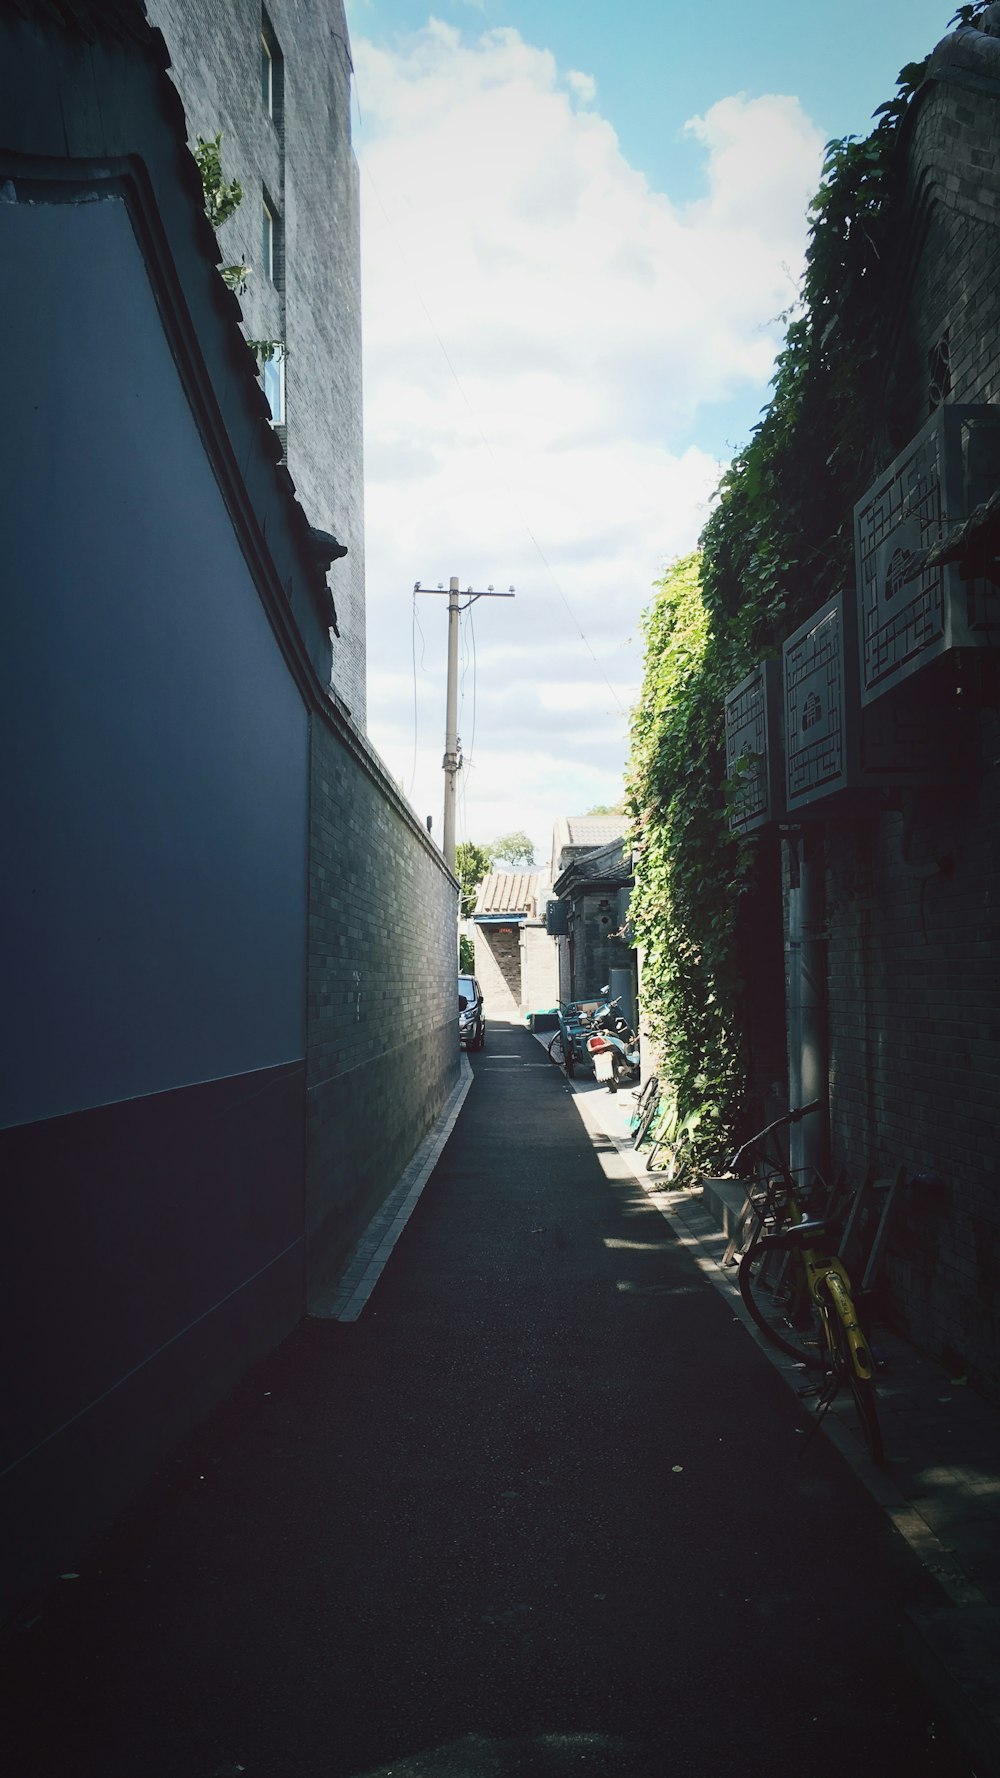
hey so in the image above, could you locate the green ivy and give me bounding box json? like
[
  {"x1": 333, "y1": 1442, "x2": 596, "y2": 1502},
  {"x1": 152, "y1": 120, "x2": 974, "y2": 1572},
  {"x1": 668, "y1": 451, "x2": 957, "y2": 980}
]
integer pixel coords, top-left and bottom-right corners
[
  {"x1": 626, "y1": 553, "x2": 754, "y2": 1166},
  {"x1": 193, "y1": 132, "x2": 281, "y2": 359},
  {"x1": 625, "y1": 20, "x2": 969, "y2": 1166},
  {"x1": 193, "y1": 132, "x2": 243, "y2": 230}
]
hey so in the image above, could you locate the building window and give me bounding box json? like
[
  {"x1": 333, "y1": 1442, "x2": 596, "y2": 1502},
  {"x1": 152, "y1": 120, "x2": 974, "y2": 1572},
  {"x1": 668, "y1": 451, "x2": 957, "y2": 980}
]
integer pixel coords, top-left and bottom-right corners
[
  {"x1": 260, "y1": 34, "x2": 272, "y2": 110},
  {"x1": 262, "y1": 346, "x2": 285, "y2": 424},
  {"x1": 262, "y1": 196, "x2": 274, "y2": 280},
  {"x1": 928, "y1": 331, "x2": 951, "y2": 412},
  {"x1": 261, "y1": 10, "x2": 284, "y2": 127}
]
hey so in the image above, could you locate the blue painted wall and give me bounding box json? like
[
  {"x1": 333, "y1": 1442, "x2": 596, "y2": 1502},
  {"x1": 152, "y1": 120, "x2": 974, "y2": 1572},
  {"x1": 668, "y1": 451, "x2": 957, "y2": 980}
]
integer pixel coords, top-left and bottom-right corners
[
  {"x1": 2, "y1": 197, "x2": 308, "y2": 1130},
  {"x1": 0, "y1": 192, "x2": 309, "y2": 1618}
]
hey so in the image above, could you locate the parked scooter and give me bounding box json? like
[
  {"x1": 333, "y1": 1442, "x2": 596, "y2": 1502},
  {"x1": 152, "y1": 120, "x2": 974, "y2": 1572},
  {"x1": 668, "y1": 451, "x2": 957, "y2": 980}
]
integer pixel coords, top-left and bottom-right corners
[{"x1": 585, "y1": 987, "x2": 640, "y2": 1092}]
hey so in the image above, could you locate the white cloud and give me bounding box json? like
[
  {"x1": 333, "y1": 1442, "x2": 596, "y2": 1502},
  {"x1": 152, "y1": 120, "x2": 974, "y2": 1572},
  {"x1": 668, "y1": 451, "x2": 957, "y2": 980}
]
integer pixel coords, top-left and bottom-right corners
[
  {"x1": 351, "y1": 22, "x2": 824, "y2": 861},
  {"x1": 567, "y1": 68, "x2": 597, "y2": 105}
]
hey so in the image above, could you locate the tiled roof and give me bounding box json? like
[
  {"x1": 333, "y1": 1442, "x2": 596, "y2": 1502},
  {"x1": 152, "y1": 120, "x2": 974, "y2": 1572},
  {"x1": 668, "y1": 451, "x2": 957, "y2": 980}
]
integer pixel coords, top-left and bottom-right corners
[
  {"x1": 550, "y1": 815, "x2": 627, "y2": 878},
  {"x1": 474, "y1": 870, "x2": 540, "y2": 916},
  {"x1": 559, "y1": 816, "x2": 626, "y2": 848}
]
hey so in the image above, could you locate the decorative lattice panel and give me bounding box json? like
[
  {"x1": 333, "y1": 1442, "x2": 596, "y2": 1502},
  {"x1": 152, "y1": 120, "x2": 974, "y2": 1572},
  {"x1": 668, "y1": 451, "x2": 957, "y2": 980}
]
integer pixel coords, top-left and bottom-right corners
[
  {"x1": 784, "y1": 599, "x2": 847, "y2": 809},
  {"x1": 854, "y1": 406, "x2": 1000, "y2": 705},
  {"x1": 724, "y1": 660, "x2": 783, "y2": 832},
  {"x1": 783, "y1": 593, "x2": 968, "y2": 811}
]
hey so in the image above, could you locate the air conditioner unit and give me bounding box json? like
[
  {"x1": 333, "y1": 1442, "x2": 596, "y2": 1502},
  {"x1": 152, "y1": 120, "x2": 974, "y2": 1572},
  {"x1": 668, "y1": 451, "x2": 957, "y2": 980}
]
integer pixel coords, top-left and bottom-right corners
[
  {"x1": 545, "y1": 898, "x2": 568, "y2": 936},
  {"x1": 854, "y1": 405, "x2": 1000, "y2": 705},
  {"x1": 724, "y1": 659, "x2": 784, "y2": 832},
  {"x1": 783, "y1": 592, "x2": 964, "y2": 813}
]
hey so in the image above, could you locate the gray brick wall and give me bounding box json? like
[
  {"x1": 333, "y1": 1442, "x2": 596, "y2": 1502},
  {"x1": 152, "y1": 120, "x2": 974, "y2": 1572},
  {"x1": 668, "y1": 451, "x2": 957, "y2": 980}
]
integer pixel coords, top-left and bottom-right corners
[
  {"x1": 568, "y1": 891, "x2": 631, "y2": 1001},
  {"x1": 824, "y1": 773, "x2": 1000, "y2": 1395},
  {"x1": 306, "y1": 713, "x2": 460, "y2": 1300},
  {"x1": 146, "y1": 0, "x2": 367, "y2": 724},
  {"x1": 520, "y1": 921, "x2": 560, "y2": 1015},
  {"x1": 821, "y1": 69, "x2": 1000, "y2": 1396}
]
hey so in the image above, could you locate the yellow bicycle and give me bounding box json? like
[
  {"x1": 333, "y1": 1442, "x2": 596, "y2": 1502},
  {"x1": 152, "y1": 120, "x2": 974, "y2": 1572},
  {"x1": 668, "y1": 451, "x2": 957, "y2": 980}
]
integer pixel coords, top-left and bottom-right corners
[{"x1": 730, "y1": 1102, "x2": 884, "y2": 1466}]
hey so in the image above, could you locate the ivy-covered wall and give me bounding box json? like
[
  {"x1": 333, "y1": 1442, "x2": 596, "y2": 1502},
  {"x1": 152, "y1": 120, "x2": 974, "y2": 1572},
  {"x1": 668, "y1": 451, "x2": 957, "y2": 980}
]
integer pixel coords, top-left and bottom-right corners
[
  {"x1": 821, "y1": 43, "x2": 1000, "y2": 1396},
  {"x1": 627, "y1": 6, "x2": 1000, "y2": 1393}
]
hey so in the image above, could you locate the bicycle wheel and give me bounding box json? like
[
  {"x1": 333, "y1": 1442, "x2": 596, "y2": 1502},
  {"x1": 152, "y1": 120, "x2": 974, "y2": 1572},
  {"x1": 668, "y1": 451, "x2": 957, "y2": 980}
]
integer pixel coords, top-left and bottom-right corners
[
  {"x1": 827, "y1": 1291, "x2": 884, "y2": 1465},
  {"x1": 645, "y1": 1135, "x2": 667, "y2": 1172},
  {"x1": 738, "y1": 1225, "x2": 825, "y2": 1370},
  {"x1": 548, "y1": 1032, "x2": 565, "y2": 1066},
  {"x1": 632, "y1": 1086, "x2": 660, "y2": 1149}
]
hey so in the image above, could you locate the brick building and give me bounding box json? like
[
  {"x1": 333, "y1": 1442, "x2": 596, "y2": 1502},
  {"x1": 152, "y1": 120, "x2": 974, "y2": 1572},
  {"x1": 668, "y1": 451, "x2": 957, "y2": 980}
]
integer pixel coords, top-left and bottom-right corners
[
  {"x1": 550, "y1": 835, "x2": 636, "y2": 1027},
  {"x1": 471, "y1": 871, "x2": 559, "y2": 1021},
  {"x1": 145, "y1": 0, "x2": 367, "y2": 722},
  {"x1": 544, "y1": 818, "x2": 634, "y2": 1011}
]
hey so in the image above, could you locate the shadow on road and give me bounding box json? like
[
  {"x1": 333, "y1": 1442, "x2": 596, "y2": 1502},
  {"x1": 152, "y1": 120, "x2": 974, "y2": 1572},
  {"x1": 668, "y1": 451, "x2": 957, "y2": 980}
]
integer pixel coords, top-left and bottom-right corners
[{"x1": 1, "y1": 1022, "x2": 970, "y2": 1776}]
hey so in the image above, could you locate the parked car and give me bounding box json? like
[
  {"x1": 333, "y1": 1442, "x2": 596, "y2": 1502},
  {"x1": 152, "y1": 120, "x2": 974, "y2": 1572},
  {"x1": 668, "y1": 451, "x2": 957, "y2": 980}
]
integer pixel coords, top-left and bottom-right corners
[{"x1": 458, "y1": 974, "x2": 486, "y2": 1050}]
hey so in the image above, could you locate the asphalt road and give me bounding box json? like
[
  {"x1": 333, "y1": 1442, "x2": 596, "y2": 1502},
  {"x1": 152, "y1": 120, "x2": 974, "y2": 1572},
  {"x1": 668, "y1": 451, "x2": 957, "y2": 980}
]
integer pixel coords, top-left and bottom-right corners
[{"x1": 2, "y1": 1021, "x2": 972, "y2": 1777}]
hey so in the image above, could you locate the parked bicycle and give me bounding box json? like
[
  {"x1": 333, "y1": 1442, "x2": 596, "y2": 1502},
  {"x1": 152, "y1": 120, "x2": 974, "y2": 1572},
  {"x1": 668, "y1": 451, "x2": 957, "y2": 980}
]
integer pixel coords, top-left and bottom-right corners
[
  {"x1": 629, "y1": 1078, "x2": 702, "y2": 1185},
  {"x1": 729, "y1": 1101, "x2": 884, "y2": 1466},
  {"x1": 547, "y1": 999, "x2": 598, "y2": 1077},
  {"x1": 630, "y1": 1075, "x2": 660, "y2": 1147}
]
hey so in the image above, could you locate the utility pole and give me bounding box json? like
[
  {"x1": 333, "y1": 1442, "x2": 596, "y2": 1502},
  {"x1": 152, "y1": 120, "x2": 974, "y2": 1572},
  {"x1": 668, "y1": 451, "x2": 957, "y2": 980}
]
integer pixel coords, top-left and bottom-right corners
[{"x1": 414, "y1": 577, "x2": 514, "y2": 873}]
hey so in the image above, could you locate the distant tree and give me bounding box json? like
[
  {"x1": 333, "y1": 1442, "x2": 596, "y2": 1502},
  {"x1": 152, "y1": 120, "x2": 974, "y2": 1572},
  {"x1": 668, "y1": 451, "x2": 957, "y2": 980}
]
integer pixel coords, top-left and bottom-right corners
[
  {"x1": 455, "y1": 840, "x2": 494, "y2": 917},
  {"x1": 459, "y1": 932, "x2": 475, "y2": 972},
  {"x1": 585, "y1": 802, "x2": 624, "y2": 816},
  {"x1": 489, "y1": 830, "x2": 536, "y2": 867}
]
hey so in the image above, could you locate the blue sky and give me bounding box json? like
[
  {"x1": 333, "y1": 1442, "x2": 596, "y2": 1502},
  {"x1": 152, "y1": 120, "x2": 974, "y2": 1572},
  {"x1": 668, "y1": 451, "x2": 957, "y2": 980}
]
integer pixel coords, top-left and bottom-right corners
[
  {"x1": 349, "y1": 0, "x2": 955, "y2": 197},
  {"x1": 344, "y1": 0, "x2": 965, "y2": 859}
]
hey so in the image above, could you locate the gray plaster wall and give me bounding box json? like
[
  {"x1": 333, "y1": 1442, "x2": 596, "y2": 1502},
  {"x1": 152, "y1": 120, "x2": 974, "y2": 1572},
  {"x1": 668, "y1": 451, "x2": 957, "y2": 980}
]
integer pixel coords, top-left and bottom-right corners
[
  {"x1": 0, "y1": 188, "x2": 310, "y2": 1619},
  {"x1": 1, "y1": 194, "x2": 308, "y2": 1128},
  {"x1": 0, "y1": 10, "x2": 457, "y2": 1618},
  {"x1": 146, "y1": 0, "x2": 367, "y2": 724}
]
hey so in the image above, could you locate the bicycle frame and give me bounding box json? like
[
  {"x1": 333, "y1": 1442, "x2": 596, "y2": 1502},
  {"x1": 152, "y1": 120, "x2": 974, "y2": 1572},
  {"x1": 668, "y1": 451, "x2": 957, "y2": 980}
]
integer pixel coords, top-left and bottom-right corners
[
  {"x1": 734, "y1": 1105, "x2": 884, "y2": 1461},
  {"x1": 793, "y1": 1235, "x2": 876, "y2": 1385}
]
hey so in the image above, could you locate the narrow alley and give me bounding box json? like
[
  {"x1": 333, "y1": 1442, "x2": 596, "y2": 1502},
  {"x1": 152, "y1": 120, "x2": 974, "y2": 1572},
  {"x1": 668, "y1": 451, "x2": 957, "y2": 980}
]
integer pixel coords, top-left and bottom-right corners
[{"x1": 3, "y1": 1024, "x2": 971, "y2": 1777}]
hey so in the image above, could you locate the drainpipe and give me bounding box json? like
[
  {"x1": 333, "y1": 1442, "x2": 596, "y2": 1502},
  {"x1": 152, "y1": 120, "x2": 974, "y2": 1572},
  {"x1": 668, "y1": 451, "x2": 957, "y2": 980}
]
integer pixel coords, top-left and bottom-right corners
[{"x1": 786, "y1": 828, "x2": 829, "y2": 1185}]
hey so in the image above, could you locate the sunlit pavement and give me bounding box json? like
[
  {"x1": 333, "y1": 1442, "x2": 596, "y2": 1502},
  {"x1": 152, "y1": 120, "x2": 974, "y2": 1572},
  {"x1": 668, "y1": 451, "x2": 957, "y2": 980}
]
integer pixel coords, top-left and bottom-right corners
[{"x1": 1, "y1": 1020, "x2": 982, "y2": 1777}]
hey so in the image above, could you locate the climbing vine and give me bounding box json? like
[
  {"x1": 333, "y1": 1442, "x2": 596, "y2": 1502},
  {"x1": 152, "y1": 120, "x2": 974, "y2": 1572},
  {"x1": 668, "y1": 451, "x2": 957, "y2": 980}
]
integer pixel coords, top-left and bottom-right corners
[
  {"x1": 626, "y1": 13, "x2": 981, "y2": 1166},
  {"x1": 626, "y1": 553, "x2": 753, "y2": 1166},
  {"x1": 193, "y1": 132, "x2": 281, "y2": 366},
  {"x1": 193, "y1": 133, "x2": 250, "y2": 291}
]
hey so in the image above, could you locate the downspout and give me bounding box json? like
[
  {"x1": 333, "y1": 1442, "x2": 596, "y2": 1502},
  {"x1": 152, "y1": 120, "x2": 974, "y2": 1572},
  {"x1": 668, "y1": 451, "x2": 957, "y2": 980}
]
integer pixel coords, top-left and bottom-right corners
[{"x1": 786, "y1": 828, "x2": 829, "y2": 1184}]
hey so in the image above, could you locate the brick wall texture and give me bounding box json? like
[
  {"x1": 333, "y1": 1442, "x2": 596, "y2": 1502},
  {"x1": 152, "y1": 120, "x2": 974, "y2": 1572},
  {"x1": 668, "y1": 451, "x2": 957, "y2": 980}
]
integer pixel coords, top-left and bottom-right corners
[
  {"x1": 306, "y1": 713, "x2": 460, "y2": 1301},
  {"x1": 568, "y1": 892, "x2": 632, "y2": 1002},
  {"x1": 474, "y1": 927, "x2": 522, "y2": 1019},
  {"x1": 820, "y1": 67, "x2": 1000, "y2": 1396},
  {"x1": 521, "y1": 922, "x2": 561, "y2": 1015},
  {"x1": 146, "y1": 0, "x2": 367, "y2": 724}
]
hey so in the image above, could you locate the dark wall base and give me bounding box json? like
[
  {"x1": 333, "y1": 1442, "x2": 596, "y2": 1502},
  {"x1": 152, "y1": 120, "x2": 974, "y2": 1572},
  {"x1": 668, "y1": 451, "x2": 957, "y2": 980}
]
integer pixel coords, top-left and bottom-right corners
[
  {"x1": 1, "y1": 1063, "x2": 306, "y2": 1622},
  {"x1": 305, "y1": 1023, "x2": 460, "y2": 1307}
]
